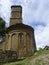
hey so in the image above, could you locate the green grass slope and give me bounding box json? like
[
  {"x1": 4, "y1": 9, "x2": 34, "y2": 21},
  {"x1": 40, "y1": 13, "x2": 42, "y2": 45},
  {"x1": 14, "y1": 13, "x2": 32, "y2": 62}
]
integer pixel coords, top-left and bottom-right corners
[{"x1": 4, "y1": 49, "x2": 49, "y2": 65}]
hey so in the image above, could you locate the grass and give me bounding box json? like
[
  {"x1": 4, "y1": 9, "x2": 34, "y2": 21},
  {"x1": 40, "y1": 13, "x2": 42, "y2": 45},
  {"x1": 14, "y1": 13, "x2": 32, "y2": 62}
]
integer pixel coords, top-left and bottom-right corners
[
  {"x1": 3, "y1": 49, "x2": 49, "y2": 65},
  {"x1": 35, "y1": 59, "x2": 42, "y2": 65},
  {"x1": 37, "y1": 49, "x2": 49, "y2": 55}
]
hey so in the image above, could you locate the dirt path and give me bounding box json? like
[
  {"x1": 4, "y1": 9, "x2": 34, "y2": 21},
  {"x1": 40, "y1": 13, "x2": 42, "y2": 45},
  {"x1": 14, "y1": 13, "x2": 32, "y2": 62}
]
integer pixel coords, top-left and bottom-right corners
[{"x1": 30, "y1": 54, "x2": 49, "y2": 65}]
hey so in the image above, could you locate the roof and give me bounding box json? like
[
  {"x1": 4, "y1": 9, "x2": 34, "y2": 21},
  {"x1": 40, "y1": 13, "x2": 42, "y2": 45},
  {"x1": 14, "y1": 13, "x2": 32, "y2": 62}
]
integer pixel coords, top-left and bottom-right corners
[
  {"x1": 6, "y1": 23, "x2": 34, "y2": 33},
  {"x1": 11, "y1": 5, "x2": 22, "y2": 8}
]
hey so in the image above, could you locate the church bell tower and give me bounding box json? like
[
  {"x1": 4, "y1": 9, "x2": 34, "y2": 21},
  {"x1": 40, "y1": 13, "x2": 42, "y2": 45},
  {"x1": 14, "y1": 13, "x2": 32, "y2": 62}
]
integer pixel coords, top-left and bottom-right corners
[{"x1": 10, "y1": 6, "x2": 22, "y2": 26}]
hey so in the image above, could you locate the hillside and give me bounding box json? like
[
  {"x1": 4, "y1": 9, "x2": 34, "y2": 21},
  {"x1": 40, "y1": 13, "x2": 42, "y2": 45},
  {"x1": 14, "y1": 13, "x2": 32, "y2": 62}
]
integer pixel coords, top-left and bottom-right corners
[{"x1": 3, "y1": 49, "x2": 49, "y2": 65}]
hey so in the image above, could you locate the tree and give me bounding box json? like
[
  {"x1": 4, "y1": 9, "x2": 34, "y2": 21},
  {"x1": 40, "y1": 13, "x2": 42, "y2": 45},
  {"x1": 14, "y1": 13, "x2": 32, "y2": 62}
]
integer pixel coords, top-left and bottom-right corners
[{"x1": 0, "y1": 18, "x2": 6, "y2": 41}]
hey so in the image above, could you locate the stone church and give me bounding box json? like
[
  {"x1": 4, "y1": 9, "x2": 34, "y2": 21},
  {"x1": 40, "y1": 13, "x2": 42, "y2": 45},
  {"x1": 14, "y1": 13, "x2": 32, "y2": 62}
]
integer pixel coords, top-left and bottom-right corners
[{"x1": 0, "y1": 6, "x2": 36, "y2": 60}]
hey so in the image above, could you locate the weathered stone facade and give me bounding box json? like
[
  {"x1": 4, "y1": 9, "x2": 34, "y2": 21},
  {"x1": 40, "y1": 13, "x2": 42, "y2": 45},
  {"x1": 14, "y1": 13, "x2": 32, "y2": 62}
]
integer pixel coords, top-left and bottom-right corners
[{"x1": 0, "y1": 6, "x2": 36, "y2": 61}]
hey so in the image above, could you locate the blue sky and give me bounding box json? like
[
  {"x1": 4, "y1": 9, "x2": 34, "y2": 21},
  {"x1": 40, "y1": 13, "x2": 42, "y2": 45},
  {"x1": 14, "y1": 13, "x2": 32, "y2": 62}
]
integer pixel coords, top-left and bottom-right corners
[{"x1": 0, "y1": 0, "x2": 49, "y2": 49}]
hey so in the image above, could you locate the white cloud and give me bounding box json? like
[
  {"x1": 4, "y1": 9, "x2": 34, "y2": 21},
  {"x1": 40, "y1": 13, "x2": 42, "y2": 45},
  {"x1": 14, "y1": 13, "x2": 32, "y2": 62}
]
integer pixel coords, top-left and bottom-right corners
[
  {"x1": 0, "y1": 0, "x2": 49, "y2": 49},
  {"x1": 22, "y1": 0, "x2": 49, "y2": 25},
  {"x1": 35, "y1": 24, "x2": 49, "y2": 49},
  {"x1": 0, "y1": 0, "x2": 11, "y2": 26}
]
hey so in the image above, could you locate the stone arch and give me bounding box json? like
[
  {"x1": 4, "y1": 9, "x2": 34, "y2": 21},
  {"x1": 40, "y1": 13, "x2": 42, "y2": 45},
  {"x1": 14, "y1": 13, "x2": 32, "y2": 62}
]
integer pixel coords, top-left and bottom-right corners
[
  {"x1": 18, "y1": 33, "x2": 24, "y2": 47},
  {"x1": 11, "y1": 33, "x2": 18, "y2": 51},
  {"x1": 12, "y1": 33, "x2": 16, "y2": 36}
]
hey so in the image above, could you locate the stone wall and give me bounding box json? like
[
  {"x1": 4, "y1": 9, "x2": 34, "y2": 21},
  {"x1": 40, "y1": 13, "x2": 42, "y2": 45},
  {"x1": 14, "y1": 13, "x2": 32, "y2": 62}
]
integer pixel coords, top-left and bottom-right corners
[{"x1": 5, "y1": 27, "x2": 36, "y2": 59}]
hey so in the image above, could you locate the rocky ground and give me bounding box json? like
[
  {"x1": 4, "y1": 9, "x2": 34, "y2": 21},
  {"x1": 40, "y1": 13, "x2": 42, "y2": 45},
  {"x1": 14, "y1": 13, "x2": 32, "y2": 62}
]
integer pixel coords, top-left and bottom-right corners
[{"x1": 30, "y1": 54, "x2": 49, "y2": 65}]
